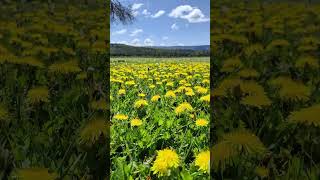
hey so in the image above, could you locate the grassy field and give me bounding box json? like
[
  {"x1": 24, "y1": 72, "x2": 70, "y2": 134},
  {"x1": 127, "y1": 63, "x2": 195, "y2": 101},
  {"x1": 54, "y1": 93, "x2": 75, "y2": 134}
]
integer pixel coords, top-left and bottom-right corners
[
  {"x1": 111, "y1": 57, "x2": 209, "y2": 63},
  {"x1": 212, "y1": 0, "x2": 320, "y2": 179},
  {"x1": 110, "y1": 57, "x2": 210, "y2": 179},
  {"x1": 0, "y1": 1, "x2": 108, "y2": 179}
]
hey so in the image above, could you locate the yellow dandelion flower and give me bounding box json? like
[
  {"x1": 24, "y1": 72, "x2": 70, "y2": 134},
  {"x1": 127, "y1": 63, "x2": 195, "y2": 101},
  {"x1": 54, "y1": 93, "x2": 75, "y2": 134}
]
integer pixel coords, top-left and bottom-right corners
[
  {"x1": 196, "y1": 87, "x2": 208, "y2": 94},
  {"x1": 196, "y1": 119, "x2": 209, "y2": 127},
  {"x1": 151, "y1": 95, "x2": 161, "y2": 102},
  {"x1": 200, "y1": 95, "x2": 210, "y2": 103},
  {"x1": 223, "y1": 130, "x2": 266, "y2": 155},
  {"x1": 149, "y1": 84, "x2": 156, "y2": 89},
  {"x1": 131, "y1": 118, "x2": 143, "y2": 127},
  {"x1": 16, "y1": 168, "x2": 57, "y2": 180},
  {"x1": 165, "y1": 90, "x2": 176, "y2": 98},
  {"x1": 48, "y1": 60, "x2": 81, "y2": 74},
  {"x1": 118, "y1": 89, "x2": 126, "y2": 96},
  {"x1": 166, "y1": 82, "x2": 174, "y2": 87},
  {"x1": 295, "y1": 56, "x2": 319, "y2": 69},
  {"x1": 195, "y1": 150, "x2": 210, "y2": 173},
  {"x1": 238, "y1": 68, "x2": 259, "y2": 78},
  {"x1": 134, "y1": 99, "x2": 148, "y2": 108},
  {"x1": 202, "y1": 79, "x2": 210, "y2": 84},
  {"x1": 241, "y1": 94, "x2": 272, "y2": 108},
  {"x1": 151, "y1": 148, "x2": 180, "y2": 176},
  {"x1": 288, "y1": 104, "x2": 320, "y2": 127},
  {"x1": 79, "y1": 116, "x2": 107, "y2": 145},
  {"x1": 175, "y1": 102, "x2": 193, "y2": 115},
  {"x1": 138, "y1": 93, "x2": 146, "y2": 97},
  {"x1": 221, "y1": 57, "x2": 243, "y2": 72},
  {"x1": 255, "y1": 166, "x2": 269, "y2": 178},
  {"x1": 113, "y1": 114, "x2": 128, "y2": 121},
  {"x1": 27, "y1": 86, "x2": 49, "y2": 104},
  {"x1": 125, "y1": 80, "x2": 135, "y2": 86},
  {"x1": 185, "y1": 90, "x2": 195, "y2": 96},
  {"x1": 212, "y1": 141, "x2": 237, "y2": 171}
]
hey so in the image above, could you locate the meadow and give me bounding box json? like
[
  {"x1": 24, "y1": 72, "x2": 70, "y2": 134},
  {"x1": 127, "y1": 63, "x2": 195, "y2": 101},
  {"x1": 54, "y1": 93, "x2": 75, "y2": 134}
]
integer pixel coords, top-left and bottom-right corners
[
  {"x1": 212, "y1": 0, "x2": 320, "y2": 179},
  {"x1": 110, "y1": 57, "x2": 210, "y2": 179},
  {"x1": 0, "y1": 1, "x2": 109, "y2": 179}
]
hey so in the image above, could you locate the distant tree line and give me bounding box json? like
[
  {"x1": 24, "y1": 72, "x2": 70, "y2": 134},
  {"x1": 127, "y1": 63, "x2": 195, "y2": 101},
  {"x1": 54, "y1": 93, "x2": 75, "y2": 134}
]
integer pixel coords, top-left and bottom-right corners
[{"x1": 110, "y1": 44, "x2": 210, "y2": 57}]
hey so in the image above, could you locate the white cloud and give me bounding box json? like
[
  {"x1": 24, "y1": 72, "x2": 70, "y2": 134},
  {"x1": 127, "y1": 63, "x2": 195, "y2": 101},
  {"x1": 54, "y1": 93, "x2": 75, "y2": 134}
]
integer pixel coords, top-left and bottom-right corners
[
  {"x1": 130, "y1": 29, "x2": 143, "y2": 36},
  {"x1": 117, "y1": 41, "x2": 128, "y2": 44},
  {"x1": 162, "y1": 36, "x2": 169, "y2": 40},
  {"x1": 132, "y1": 3, "x2": 143, "y2": 10},
  {"x1": 131, "y1": 38, "x2": 141, "y2": 46},
  {"x1": 113, "y1": 29, "x2": 127, "y2": 35},
  {"x1": 178, "y1": 43, "x2": 185, "y2": 46},
  {"x1": 142, "y1": 9, "x2": 151, "y2": 16},
  {"x1": 169, "y1": 5, "x2": 193, "y2": 18},
  {"x1": 169, "y1": 5, "x2": 209, "y2": 23},
  {"x1": 144, "y1": 38, "x2": 154, "y2": 46},
  {"x1": 160, "y1": 43, "x2": 166, "y2": 46},
  {"x1": 151, "y1": 10, "x2": 165, "y2": 18},
  {"x1": 171, "y1": 23, "x2": 179, "y2": 31},
  {"x1": 132, "y1": 11, "x2": 139, "y2": 17},
  {"x1": 131, "y1": 3, "x2": 143, "y2": 17}
]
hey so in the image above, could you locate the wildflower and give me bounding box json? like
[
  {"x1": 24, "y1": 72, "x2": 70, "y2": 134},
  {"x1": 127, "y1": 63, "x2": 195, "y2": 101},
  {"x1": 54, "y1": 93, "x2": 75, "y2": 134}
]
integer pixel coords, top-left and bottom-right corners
[
  {"x1": 79, "y1": 116, "x2": 107, "y2": 145},
  {"x1": 200, "y1": 95, "x2": 210, "y2": 103},
  {"x1": 212, "y1": 142, "x2": 237, "y2": 170},
  {"x1": 151, "y1": 148, "x2": 180, "y2": 176},
  {"x1": 48, "y1": 60, "x2": 81, "y2": 74},
  {"x1": 166, "y1": 82, "x2": 174, "y2": 87},
  {"x1": 241, "y1": 94, "x2": 272, "y2": 108},
  {"x1": 266, "y1": 39, "x2": 290, "y2": 51},
  {"x1": 196, "y1": 87, "x2": 208, "y2": 94},
  {"x1": 288, "y1": 104, "x2": 320, "y2": 127},
  {"x1": 113, "y1": 114, "x2": 128, "y2": 121},
  {"x1": 202, "y1": 79, "x2": 210, "y2": 84},
  {"x1": 255, "y1": 166, "x2": 269, "y2": 178},
  {"x1": 16, "y1": 168, "x2": 57, "y2": 180},
  {"x1": 131, "y1": 118, "x2": 143, "y2": 127},
  {"x1": 125, "y1": 80, "x2": 135, "y2": 86},
  {"x1": 196, "y1": 119, "x2": 209, "y2": 127},
  {"x1": 195, "y1": 150, "x2": 210, "y2": 173},
  {"x1": 118, "y1": 89, "x2": 126, "y2": 96},
  {"x1": 185, "y1": 90, "x2": 195, "y2": 96},
  {"x1": 134, "y1": 99, "x2": 148, "y2": 108},
  {"x1": 223, "y1": 130, "x2": 266, "y2": 155},
  {"x1": 175, "y1": 102, "x2": 193, "y2": 115},
  {"x1": 151, "y1": 95, "x2": 160, "y2": 102},
  {"x1": 149, "y1": 84, "x2": 156, "y2": 89},
  {"x1": 221, "y1": 57, "x2": 243, "y2": 72},
  {"x1": 165, "y1": 90, "x2": 176, "y2": 98},
  {"x1": 27, "y1": 86, "x2": 49, "y2": 104},
  {"x1": 238, "y1": 68, "x2": 259, "y2": 78},
  {"x1": 138, "y1": 93, "x2": 146, "y2": 97},
  {"x1": 295, "y1": 56, "x2": 319, "y2": 69}
]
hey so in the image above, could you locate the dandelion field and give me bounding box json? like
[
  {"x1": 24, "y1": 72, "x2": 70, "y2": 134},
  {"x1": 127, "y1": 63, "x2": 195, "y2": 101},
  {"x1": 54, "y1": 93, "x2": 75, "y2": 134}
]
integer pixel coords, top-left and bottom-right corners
[
  {"x1": 0, "y1": 1, "x2": 109, "y2": 179},
  {"x1": 212, "y1": 0, "x2": 320, "y2": 179},
  {"x1": 110, "y1": 57, "x2": 210, "y2": 179}
]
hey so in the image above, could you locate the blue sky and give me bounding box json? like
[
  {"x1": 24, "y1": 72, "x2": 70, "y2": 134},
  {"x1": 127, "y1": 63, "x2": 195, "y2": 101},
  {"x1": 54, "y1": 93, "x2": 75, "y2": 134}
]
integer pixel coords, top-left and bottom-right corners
[{"x1": 111, "y1": 0, "x2": 210, "y2": 46}]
